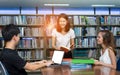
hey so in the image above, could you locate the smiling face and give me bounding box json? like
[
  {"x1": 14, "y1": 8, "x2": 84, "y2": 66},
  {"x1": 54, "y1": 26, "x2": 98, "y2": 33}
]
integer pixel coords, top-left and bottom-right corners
[
  {"x1": 97, "y1": 32, "x2": 104, "y2": 45},
  {"x1": 56, "y1": 13, "x2": 70, "y2": 32},
  {"x1": 59, "y1": 17, "x2": 67, "y2": 29}
]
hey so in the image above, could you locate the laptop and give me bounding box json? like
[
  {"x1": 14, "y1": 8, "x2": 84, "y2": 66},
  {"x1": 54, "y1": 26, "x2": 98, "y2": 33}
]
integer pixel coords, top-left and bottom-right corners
[{"x1": 51, "y1": 50, "x2": 64, "y2": 65}]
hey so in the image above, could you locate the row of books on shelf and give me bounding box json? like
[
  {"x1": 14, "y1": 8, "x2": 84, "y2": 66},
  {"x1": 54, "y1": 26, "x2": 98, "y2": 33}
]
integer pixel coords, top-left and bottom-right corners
[
  {"x1": 73, "y1": 48, "x2": 120, "y2": 59},
  {"x1": 46, "y1": 38, "x2": 52, "y2": 48},
  {"x1": 0, "y1": 26, "x2": 119, "y2": 38},
  {"x1": 18, "y1": 38, "x2": 44, "y2": 48},
  {"x1": 74, "y1": 27, "x2": 96, "y2": 36},
  {"x1": 0, "y1": 16, "x2": 119, "y2": 29},
  {"x1": 0, "y1": 16, "x2": 44, "y2": 25},
  {"x1": 18, "y1": 50, "x2": 44, "y2": 60},
  {"x1": 75, "y1": 38, "x2": 97, "y2": 48},
  {"x1": 46, "y1": 37, "x2": 120, "y2": 49},
  {"x1": 74, "y1": 27, "x2": 120, "y2": 37},
  {"x1": 0, "y1": 27, "x2": 44, "y2": 37},
  {"x1": 116, "y1": 38, "x2": 120, "y2": 47},
  {"x1": 0, "y1": 15, "x2": 120, "y2": 26},
  {"x1": 46, "y1": 38, "x2": 96, "y2": 49},
  {"x1": 73, "y1": 49, "x2": 96, "y2": 58},
  {"x1": 73, "y1": 15, "x2": 120, "y2": 25},
  {"x1": 19, "y1": 27, "x2": 44, "y2": 37},
  {"x1": 110, "y1": 27, "x2": 120, "y2": 36},
  {"x1": 0, "y1": 38, "x2": 44, "y2": 48},
  {"x1": 100, "y1": 27, "x2": 120, "y2": 36},
  {"x1": 100, "y1": 16, "x2": 120, "y2": 25},
  {"x1": 116, "y1": 49, "x2": 120, "y2": 59},
  {"x1": 73, "y1": 16, "x2": 97, "y2": 25}
]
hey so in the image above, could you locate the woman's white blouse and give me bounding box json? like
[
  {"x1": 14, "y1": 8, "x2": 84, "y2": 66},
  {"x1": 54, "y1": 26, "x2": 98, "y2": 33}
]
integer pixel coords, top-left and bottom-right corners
[
  {"x1": 99, "y1": 48, "x2": 112, "y2": 64},
  {"x1": 52, "y1": 28, "x2": 75, "y2": 50}
]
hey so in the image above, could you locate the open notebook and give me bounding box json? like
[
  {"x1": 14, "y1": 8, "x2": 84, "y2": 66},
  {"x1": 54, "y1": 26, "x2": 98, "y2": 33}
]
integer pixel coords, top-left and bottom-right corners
[{"x1": 51, "y1": 50, "x2": 64, "y2": 65}]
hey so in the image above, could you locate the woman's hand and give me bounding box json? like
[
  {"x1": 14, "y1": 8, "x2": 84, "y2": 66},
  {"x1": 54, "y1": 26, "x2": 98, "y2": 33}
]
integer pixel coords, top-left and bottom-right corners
[
  {"x1": 94, "y1": 60, "x2": 102, "y2": 65},
  {"x1": 70, "y1": 44, "x2": 74, "y2": 50}
]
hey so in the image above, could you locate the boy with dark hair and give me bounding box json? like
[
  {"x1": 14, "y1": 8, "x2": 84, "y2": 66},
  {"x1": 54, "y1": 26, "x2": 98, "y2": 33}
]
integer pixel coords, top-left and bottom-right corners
[{"x1": 0, "y1": 24, "x2": 53, "y2": 75}]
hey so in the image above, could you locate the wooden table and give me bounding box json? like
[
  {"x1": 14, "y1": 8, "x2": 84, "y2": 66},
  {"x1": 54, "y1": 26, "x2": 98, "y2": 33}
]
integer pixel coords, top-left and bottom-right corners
[{"x1": 41, "y1": 65, "x2": 120, "y2": 75}]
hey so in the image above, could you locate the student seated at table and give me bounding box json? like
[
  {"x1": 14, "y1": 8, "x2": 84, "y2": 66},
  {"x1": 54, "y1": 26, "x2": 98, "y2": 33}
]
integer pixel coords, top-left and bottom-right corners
[
  {"x1": 94, "y1": 30, "x2": 116, "y2": 69},
  {"x1": 0, "y1": 24, "x2": 53, "y2": 75}
]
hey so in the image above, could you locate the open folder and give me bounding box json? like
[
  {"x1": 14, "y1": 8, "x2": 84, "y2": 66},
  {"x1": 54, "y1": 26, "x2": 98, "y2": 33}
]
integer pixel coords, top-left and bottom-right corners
[{"x1": 60, "y1": 46, "x2": 69, "y2": 53}]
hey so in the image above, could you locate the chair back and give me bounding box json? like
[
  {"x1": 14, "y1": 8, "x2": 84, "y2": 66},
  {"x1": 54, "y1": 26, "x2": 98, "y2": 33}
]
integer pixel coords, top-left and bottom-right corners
[
  {"x1": 117, "y1": 58, "x2": 120, "y2": 71},
  {"x1": 0, "y1": 61, "x2": 9, "y2": 75}
]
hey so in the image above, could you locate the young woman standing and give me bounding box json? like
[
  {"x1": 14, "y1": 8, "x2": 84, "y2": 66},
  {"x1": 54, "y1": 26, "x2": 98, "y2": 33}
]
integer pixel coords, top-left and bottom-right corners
[{"x1": 52, "y1": 13, "x2": 75, "y2": 58}]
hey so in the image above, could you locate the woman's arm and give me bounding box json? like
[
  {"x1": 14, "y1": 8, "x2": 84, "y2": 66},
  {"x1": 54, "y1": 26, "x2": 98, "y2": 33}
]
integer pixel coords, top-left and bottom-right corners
[
  {"x1": 52, "y1": 36, "x2": 60, "y2": 50},
  {"x1": 106, "y1": 49, "x2": 116, "y2": 69},
  {"x1": 70, "y1": 38, "x2": 75, "y2": 49}
]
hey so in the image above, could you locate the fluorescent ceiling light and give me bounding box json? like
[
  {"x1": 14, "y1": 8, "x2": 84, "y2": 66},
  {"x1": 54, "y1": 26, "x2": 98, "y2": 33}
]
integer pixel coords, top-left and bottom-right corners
[
  {"x1": 91, "y1": 5, "x2": 115, "y2": 7},
  {"x1": 44, "y1": 4, "x2": 69, "y2": 6}
]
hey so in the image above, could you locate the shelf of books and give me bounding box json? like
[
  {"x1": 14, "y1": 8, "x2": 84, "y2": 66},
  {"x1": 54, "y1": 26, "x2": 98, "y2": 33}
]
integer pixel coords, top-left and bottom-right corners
[
  {"x1": 98, "y1": 15, "x2": 120, "y2": 59},
  {"x1": 44, "y1": 14, "x2": 120, "y2": 59},
  {"x1": 1, "y1": 14, "x2": 119, "y2": 60},
  {"x1": 45, "y1": 15, "x2": 57, "y2": 59},
  {"x1": 72, "y1": 15, "x2": 120, "y2": 59},
  {"x1": 0, "y1": 14, "x2": 46, "y2": 61},
  {"x1": 73, "y1": 15, "x2": 98, "y2": 58}
]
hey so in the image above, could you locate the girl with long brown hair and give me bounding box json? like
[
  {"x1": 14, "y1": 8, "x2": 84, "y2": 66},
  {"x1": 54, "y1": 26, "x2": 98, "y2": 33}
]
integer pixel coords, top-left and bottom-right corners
[{"x1": 94, "y1": 30, "x2": 116, "y2": 69}]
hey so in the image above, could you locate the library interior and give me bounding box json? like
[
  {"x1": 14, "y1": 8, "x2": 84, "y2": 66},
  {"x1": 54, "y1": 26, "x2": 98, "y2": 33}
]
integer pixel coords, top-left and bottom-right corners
[{"x1": 0, "y1": 0, "x2": 120, "y2": 75}]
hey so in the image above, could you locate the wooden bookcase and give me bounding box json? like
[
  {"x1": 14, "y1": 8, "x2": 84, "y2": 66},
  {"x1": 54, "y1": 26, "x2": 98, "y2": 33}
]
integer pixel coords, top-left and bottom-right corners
[
  {"x1": 0, "y1": 14, "x2": 46, "y2": 61},
  {"x1": 0, "y1": 13, "x2": 119, "y2": 60},
  {"x1": 73, "y1": 15, "x2": 120, "y2": 59}
]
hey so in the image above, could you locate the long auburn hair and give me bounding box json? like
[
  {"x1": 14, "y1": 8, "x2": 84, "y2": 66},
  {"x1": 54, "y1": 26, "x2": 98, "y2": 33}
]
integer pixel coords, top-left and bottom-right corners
[
  {"x1": 98, "y1": 30, "x2": 116, "y2": 55},
  {"x1": 56, "y1": 13, "x2": 70, "y2": 32}
]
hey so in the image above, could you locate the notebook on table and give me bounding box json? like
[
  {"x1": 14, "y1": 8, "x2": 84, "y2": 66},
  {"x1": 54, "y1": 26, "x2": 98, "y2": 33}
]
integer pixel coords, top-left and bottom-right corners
[{"x1": 51, "y1": 50, "x2": 64, "y2": 66}]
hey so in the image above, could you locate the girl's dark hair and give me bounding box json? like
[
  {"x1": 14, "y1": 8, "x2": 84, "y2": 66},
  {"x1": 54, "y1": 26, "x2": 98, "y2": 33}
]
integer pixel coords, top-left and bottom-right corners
[
  {"x1": 2, "y1": 24, "x2": 20, "y2": 42},
  {"x1": 56, "y1": 13, "x2": 70, "y2": 32},
  {"x1": 99, "y1": 30, "x2": 116, "y2": 55}
]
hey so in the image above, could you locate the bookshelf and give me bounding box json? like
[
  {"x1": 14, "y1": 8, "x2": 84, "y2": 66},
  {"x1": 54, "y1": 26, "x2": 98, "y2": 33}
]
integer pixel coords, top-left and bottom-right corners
[
  {"x1": 0, "y1": 14, "x2": 46, "y2": 61},
  {"x1": 0, "y1": 13, "x2": 119, "y2": 60},
  {"x1": 72, "y1": 15, "x2": 98, "y2": 59},
  {"x1": 73, "y1": 15, "x2": 120, "y2": 59},
  {"x1": 45, "y1": 14, "x2": 120, "y2": 59},
  {"x1": 98, "y1": 15, "x2": 120, "y2": 59}
]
